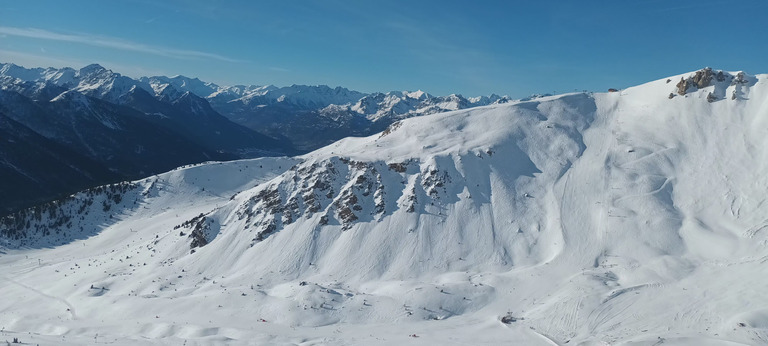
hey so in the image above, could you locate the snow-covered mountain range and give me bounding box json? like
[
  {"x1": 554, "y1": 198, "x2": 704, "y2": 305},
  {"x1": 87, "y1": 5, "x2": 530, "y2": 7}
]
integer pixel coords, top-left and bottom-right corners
[
  {"x1": 141, "y1": 73, "x2": 513, "y2": 150},
  {"x1": 0, "y1": 63, "x2": 516, "y2": 150},
  {"x1": 139, "y1": 73, "x2": 511, "y2": 121},
  {"x1": 0, "y1": 63, "x2": 293, "y2": 216},
  {"x1": 0, "y1": 62, "x2": 517, "y2": 215},
  {"x1": 2, "y1": 68, "x2": 766, "y2": 345}
]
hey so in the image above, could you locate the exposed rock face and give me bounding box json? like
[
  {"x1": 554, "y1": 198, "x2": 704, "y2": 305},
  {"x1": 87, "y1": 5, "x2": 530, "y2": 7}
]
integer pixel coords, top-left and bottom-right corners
[
  {"x1": 716, "y1": 70, "x2": 726, "y2": 82},
  {"x1": 174, "y1": 213, "x2": 212, "y2": 250},
  {"x1": 229, "y1": 152, "x2": 472, "y2": 244},
  {"x1": 677, "y1": 67, "x2": 715, "y2": 95},
  {"x1": 676, "y1": 77, "x2": 690, "y2": 95},
  {"x1": 692, "y1": 68, "x2": 715, "y2": 88},
  {"x1": 731, "y1": 72, "x2": 748, "y2": 85}
]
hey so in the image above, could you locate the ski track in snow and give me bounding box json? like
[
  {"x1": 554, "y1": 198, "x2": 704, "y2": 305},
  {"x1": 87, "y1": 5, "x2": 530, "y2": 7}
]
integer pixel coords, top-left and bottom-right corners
[{"x1": 1, "y1": 275, "x2": 78, "y2": 320}]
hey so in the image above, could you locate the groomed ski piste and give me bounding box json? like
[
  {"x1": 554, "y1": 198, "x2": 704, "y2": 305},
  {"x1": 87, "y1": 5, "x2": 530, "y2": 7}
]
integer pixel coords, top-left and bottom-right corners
[{"x1": 1, "y1": 68, "x2": 767, "y2": 345}]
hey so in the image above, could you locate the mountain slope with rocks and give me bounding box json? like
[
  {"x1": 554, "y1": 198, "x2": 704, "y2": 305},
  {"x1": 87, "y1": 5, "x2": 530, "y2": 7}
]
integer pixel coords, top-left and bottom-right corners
[{"x1": 1, "y1": 68, "x2": 766, "y2": 345}]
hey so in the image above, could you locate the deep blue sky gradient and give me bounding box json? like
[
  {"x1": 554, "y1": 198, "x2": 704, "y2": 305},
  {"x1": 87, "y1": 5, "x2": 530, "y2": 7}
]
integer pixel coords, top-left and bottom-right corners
[{"x1": 1, "y1": 0, "x2": 766, "y2": 97}]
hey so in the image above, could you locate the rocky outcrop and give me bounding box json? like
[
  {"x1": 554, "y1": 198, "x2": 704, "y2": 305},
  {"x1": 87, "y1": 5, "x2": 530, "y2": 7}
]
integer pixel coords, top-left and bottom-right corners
[
  {"x1": 174, "y1": 213, "x2": 212, "y2": 250},
  {"x1": 731, "y1": 72, "x2": 748, "y2": 85},
  {"x1": 676, "y1": 68, "x2": 716, "y2": 95},
  {"x1": 692, "y1": 68, "x2": 715, "y2": 88},
  {"x1": 673, "y1": 68, "x2": 752, "y2": 101},
  {"x1": 231, "y1": 153, "x2": 484, "y2": 243}
]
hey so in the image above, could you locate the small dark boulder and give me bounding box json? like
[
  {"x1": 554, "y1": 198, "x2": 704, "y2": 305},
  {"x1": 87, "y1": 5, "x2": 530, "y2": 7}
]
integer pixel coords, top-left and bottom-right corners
[{"x1": 501, "y1": 314, "x2": 523, "y2": 324}]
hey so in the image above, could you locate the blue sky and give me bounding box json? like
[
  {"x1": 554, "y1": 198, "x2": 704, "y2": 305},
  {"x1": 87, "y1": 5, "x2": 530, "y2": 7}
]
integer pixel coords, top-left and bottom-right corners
[{"x1": 1, "y1": 0, "x2": 766, "y2": 97}]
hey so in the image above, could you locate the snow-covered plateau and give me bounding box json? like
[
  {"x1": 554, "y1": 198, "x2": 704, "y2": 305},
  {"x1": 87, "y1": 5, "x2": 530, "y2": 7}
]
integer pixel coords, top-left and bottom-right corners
[{"x1": 2, "y1": 68, "x2": 768, "y2": 345}]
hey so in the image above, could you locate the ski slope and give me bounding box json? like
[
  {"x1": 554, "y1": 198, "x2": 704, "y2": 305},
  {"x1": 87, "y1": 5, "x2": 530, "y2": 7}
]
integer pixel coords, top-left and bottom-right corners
[{"x1": 1, "y1": 68, "x2": 768, "y2": 345}]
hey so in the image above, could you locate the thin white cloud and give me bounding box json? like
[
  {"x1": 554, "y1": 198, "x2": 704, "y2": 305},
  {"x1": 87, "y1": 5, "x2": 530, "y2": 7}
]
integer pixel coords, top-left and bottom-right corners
[{"x1": 0, "y1": 26, "x2": 244, "y2": 63}]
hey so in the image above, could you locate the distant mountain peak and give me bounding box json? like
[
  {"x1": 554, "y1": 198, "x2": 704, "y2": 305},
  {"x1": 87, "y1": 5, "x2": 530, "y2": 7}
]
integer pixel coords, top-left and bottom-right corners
[
  {"x1": 406, "y1": 90, "x2": 429, "y2": 100},
  {"x1": 78, "y1": 63, "x2": 110, "y2": 77}
]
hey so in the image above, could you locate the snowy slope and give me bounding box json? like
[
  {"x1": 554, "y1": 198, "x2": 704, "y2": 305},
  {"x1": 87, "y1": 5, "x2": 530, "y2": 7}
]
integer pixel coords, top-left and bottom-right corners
[{"x1": 2, "y1": 68, "x2": 768, "y2": 345}]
